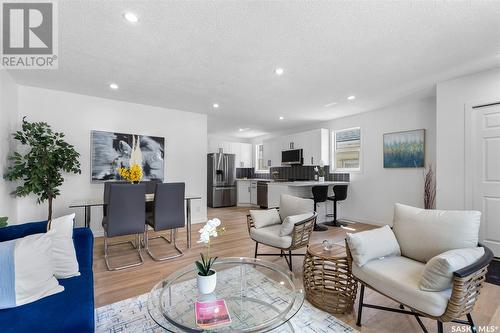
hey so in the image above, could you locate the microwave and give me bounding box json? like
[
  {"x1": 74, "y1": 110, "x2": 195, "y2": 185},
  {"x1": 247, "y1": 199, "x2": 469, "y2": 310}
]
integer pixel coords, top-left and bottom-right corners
[{"x1": 281, "y1": 149, "x2": 303, "y2": 165}]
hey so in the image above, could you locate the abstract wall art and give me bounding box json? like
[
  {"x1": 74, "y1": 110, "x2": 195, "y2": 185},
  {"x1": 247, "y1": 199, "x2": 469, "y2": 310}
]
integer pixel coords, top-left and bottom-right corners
[
  {"x1": 91, "y1": 130, "x2": 164, "y2": 182},
  {"x1": 383, "y1": 129, "x2": 425, "y2": 168}
]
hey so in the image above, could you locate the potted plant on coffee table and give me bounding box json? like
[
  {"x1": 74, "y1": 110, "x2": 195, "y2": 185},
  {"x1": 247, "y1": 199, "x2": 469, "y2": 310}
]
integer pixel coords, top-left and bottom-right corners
[{"x1": 196, "y1": 218, "x2": 225, "y2": 294}]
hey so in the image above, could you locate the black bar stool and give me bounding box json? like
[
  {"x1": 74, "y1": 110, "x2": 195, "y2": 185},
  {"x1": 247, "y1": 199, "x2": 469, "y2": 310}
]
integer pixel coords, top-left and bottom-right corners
[
  {"x1": 324, "y1": 185, "x2": 348, "y2": 227},
  {"x1": 311, "y1": 186, "x2": 330, "y2": 231}
]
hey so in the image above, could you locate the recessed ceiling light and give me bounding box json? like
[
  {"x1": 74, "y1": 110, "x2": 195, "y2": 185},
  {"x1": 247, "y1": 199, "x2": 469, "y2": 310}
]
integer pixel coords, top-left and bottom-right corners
[
  {"x1": 212, "y1": 103, "x2": 219, "y2": 109},
  {"x1": 275, "y1": 67, "x2": 284, "y2": 76},
  {"x1": 238, "y1": 128, "x2": 250, "y2": 132},
  {"x1": 347, "y1": 95, "x2": 356, "y2": 100},
  {"x1": 324, "y1": 102, "x2": 338, "y2": 107},
  {"x1": 109, "y1": 83, "x2": 119, "y2": 90},
  {"x1": 123, "y1": 12, "x2": 139, "y2": 23},
  {"x1": 279, "y1": 116, "x2": 284, "y2": 120}
]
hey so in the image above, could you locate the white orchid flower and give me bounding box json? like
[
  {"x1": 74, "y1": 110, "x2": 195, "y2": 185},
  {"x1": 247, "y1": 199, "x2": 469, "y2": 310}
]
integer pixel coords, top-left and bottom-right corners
[
  {"x1": 314, "y1": 166, "x2": 319, "y2": 172},
  {"x1": 198, "y1": 218, "x2": 223, "y2": 243}
]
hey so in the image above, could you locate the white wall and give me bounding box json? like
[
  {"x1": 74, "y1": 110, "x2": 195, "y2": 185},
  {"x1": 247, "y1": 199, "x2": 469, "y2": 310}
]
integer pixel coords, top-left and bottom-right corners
[
  {"x1": 315, "y1": 97, "x2": 436, "y2": 225},
  {"x1": 436, "y1": 67, "x2": 500, "y2": 210},
  {"x1": 0, "y1": 70, "x2": 18, "y2": 223},
  {"x1": 14, "y1": 86, "x2": 207, "y2": 235}
]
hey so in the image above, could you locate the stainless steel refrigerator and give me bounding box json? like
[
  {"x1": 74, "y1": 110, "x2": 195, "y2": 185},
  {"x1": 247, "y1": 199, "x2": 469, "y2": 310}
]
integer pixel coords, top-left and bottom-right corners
[{"x1": 207, "y1": 153, "x2": 236, "y2": 207}]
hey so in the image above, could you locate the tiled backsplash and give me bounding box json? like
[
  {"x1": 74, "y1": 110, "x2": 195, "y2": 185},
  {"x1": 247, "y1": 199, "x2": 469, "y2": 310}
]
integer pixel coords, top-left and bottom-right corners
[{"x1": 236, "y1": 166, "x2": 349, "y2": 182}]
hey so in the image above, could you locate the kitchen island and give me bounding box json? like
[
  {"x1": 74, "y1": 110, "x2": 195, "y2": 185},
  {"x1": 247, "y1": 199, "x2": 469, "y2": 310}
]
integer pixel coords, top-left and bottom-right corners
[{"x1": 267, "y1": 181, "x2": 350, "y2": 223}]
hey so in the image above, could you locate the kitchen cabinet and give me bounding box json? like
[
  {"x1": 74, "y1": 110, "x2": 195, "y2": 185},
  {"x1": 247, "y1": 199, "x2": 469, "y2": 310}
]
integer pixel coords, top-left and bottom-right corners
[
  {"x1": 250, "y1": 180, "x2": 257, "y2": 204},
  {"x1": 239, "y1": 143, "x2": 253, "y2": 168},
  {"x1": 208, "y1": 139, "x2": 254, "y2": 168},
  {"x1": 262, "y1": 128, "x2": 329, "y2": 167},
  {"x1": 237, "y1": 180, "x2": 251, "y2": 205}
]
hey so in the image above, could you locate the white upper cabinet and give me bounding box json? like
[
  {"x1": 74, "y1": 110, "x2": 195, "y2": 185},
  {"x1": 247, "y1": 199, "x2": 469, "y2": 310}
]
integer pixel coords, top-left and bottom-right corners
[
  {"x1": 239, "y1": 143, "x2": 253, "y2": 168},
  {"x1": 208, "y1": 139, "x2": 253, "y2": 168},
  {"x1": 262, "y1": 129, "x2": 330, "y2": 167}
]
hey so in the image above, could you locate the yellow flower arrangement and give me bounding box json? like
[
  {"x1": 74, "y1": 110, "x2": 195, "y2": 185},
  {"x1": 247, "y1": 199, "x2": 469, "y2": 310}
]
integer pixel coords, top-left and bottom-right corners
[{"x1": 118, "y1": 163, "x2": 143, "y2": 183}]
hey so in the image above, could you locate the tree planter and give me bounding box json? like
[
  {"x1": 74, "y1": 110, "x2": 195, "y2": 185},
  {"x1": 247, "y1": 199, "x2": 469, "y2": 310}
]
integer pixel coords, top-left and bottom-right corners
[{"x1": 197, "y1": 270, "x2": 217, "y2": 294}]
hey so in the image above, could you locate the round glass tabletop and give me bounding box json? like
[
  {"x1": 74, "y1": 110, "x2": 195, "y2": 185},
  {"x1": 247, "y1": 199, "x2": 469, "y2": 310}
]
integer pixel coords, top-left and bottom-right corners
[{"x1": 147, "y1": 257, "x2": 304, "y2": 332}]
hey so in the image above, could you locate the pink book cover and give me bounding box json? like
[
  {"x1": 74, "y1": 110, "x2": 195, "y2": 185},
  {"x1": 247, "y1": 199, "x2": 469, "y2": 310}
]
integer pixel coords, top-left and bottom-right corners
[{"x1": 195, "y1": 299, "x2": 231, "y2": 328}]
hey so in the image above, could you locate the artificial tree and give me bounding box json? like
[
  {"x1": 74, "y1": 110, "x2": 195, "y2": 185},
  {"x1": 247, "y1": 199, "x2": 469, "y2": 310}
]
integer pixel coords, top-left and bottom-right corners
[{"x1": 4, "y1": 117, "x2": 81, "y2": 220}]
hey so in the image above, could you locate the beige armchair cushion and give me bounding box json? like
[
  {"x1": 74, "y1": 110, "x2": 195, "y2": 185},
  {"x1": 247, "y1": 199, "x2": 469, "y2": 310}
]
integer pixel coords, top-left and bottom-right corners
[
  {"x1": 346, "y1": 225, "x2": 401, "y2": 267},
  {"x1": 419, "y1": 247, "x2": 485, "y2": 292},
  {"x1": 250, "y1": 224, "x2": 292, "y2": 249},
  {"x1": 393, "y1": 204, "x2": 481, "y2": 263},
  {"x1": 250, "y1": 208, "x2": 281, "y2": 229},
  {"x1": 279, "y1": 194, "x2": 314, "y2": 220},
  {"x1": 279, "y1": 213, "x2": 314, "y2": 236},
  {"x1": 352, "y1": 256, "x2": 451, "y2": 317}
]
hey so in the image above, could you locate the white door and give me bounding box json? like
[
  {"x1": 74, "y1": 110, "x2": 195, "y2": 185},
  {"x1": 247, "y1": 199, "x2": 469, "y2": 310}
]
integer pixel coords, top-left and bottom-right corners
[{"x1": 471, "y1": 103, "x2": 500, "y2": 256}]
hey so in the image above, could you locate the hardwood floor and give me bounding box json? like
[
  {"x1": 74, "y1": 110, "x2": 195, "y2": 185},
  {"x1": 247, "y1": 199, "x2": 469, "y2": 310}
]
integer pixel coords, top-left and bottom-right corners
[{"x1": 93, "y1": 206, "x2": 500, "y2": 332}]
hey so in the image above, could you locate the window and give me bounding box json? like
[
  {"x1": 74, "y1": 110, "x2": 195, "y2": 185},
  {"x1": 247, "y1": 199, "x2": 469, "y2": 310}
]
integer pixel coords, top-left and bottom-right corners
[
  {"x1": 332, "y1": 127, "x2": 361, "y2": 172},
  {"x1": 255, "y1": 144, "x2": 269, "y2": 173}
]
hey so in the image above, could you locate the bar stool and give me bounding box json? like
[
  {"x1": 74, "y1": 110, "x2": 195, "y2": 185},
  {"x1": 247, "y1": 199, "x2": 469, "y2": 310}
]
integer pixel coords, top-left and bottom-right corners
[
  {"x1": 311, "y1": 186, "x2": 329, "y2": 231},
  {"x1": 324, "y1": 185, "x2": 348, "y2": 227}
]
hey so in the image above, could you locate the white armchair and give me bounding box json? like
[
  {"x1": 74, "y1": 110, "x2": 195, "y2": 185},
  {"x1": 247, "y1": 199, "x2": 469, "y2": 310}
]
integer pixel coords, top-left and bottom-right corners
[
  {"x1": 346, "y1": 204, "x2": 493, "y2": 333},
  {"x1": 247, "y1": 194, "x2": 317, "y2": 270}
]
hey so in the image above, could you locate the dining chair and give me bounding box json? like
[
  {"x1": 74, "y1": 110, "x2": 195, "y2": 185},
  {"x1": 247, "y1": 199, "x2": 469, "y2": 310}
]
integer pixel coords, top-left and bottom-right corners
[
  {"x1": 103, "y1": 180, "x2": 127, "y2": 217},
  {"x1": 144, "y1": 180, "x2": 162, "y2": 214},
  {"x1": 144, "y1": 182, "x2": 185, "y2": 261},
  {"x1": 102, "y1": 183, "x2": 146, "y2": 271}
]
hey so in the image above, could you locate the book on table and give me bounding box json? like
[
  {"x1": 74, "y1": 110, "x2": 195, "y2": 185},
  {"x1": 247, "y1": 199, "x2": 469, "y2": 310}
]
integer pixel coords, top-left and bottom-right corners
[{"x1": 195, "y1": 299, "x2": 231, "y2": 328}]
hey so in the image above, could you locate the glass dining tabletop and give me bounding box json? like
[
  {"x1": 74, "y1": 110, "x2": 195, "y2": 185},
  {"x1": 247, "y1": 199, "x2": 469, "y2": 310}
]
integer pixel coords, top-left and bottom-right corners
[{"x1": 147, "y1": 257, "x2": 304, "y2": 332}]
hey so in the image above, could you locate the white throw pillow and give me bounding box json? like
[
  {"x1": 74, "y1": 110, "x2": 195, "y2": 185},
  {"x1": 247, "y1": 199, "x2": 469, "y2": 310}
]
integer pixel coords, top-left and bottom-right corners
[
  {"x1": 393, "y1": 204, "x2": 481, "y2": 263},
  {"x1": 0, "y1": 231, "x2": 64, "y2": 309},
  {"x1": 280, "y1": 213, "x2": 314, "y2": 236},
  {"x1": 346, "y1": 225, "x2": 401, "y2": 267},
  {"x1": 419, "y1": 247, "x2": 485, "y2": 291},
  {"x1": 279, "y1": 194, "x2": 314, "y2": 220},
  {"x1": 250, "y1": 209, "x2": 281, "y2": 229},
  {"x1": 47, "y1": 213, "x2": 80, "y2": 279}
]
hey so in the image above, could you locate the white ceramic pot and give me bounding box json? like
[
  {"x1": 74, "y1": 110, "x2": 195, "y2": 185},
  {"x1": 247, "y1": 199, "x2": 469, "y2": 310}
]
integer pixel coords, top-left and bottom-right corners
[
  {"x1": 318, "y1": 176, "x2": 325, "y2": 182},
  {"x1": 197, "y1": 270, "x2": 217, "y2": 294}
]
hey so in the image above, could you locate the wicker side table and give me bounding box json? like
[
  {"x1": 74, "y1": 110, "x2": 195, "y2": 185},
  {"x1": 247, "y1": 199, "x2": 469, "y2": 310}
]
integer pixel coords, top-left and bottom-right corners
[{"x1": 303, "y1": 243, "x2": 357, "y2": 314}]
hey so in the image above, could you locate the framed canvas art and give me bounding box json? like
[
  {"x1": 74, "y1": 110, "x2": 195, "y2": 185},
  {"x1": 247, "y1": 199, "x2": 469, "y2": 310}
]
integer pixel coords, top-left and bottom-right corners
[
  {"x1": 383, "y1": 129, "x2": 425, "y2": 168},
  {"x1": 91, "y1": 130, "x2": 165, "y2": 182}
]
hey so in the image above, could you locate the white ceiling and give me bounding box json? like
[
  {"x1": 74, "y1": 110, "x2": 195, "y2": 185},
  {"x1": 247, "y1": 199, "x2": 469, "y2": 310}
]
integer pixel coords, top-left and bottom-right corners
[{"x1": 5, "y1": 0, "x2": 500, "y2": 139}]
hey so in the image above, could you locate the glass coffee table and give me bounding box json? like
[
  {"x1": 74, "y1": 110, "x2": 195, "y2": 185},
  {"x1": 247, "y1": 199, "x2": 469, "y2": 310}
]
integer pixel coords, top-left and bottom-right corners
[{"x1": 147, "y1": 257, "x2": 304, "y2": 332}]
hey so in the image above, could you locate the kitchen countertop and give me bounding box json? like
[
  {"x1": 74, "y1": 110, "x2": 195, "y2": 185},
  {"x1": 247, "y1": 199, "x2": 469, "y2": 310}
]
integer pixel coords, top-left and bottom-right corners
[
  {"x1": 268, "y1": 181, "x2": 349, "y2": 186},
  {"x1": 236, "y1": 178, "x2": 270, "y2": 181}
]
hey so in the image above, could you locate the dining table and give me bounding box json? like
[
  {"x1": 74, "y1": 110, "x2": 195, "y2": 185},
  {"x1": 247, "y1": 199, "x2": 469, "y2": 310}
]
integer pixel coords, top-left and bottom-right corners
[{"x1": 69, "y1": 194, "x2": 202, "y2": 248}]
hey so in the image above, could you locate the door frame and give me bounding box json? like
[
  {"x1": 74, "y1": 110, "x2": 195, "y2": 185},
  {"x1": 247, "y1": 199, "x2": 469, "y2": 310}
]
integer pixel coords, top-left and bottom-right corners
[
  {"x1": 464, "y1": 100, "x2": 500, "y2": 210},
  {"x1": 464, "y1": 100, "x2": 500, "y2": 257}
]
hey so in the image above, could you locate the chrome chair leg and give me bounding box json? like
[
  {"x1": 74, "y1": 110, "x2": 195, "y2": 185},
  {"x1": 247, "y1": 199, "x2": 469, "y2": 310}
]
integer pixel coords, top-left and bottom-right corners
[
  {"x1": 104, "y1": 231, "x2": 144, "y2": 271},
  {"x1": 144, "y1": 227, "x2": 183, "y2": 261}
]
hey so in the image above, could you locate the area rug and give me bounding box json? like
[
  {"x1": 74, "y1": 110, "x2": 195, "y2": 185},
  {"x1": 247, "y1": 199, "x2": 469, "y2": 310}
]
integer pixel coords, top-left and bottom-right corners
[{"x1": 96, "y1": 284, "x2": 358, "y2": 333}]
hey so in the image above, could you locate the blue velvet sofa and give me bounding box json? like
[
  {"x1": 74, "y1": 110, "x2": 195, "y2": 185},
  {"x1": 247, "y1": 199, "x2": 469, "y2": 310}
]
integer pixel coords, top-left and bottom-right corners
[{"x1": 0, "y1": 221, "x2": 94, "y2": 333}]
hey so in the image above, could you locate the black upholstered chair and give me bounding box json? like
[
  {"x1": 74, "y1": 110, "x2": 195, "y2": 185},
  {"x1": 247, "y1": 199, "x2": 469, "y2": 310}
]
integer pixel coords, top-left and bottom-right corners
[
  {"x1": 103, "y1": 181, "x2": 127, "y2": 217},
  {"x1": 311, "y1": 185, "x2": 329, "y2": 231},
  {"x1": 144, "y1": 180, "x2": 162, "y2": 215},
  {"x1": 325, "y1": 184, "x2": 348, "y2": 227},
  {"x1": 102, "y1": 183, "x2": 146, "y2": 271},
  {"x1": 144, "y1": 182, "x2": 185, "y2": 261}
]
